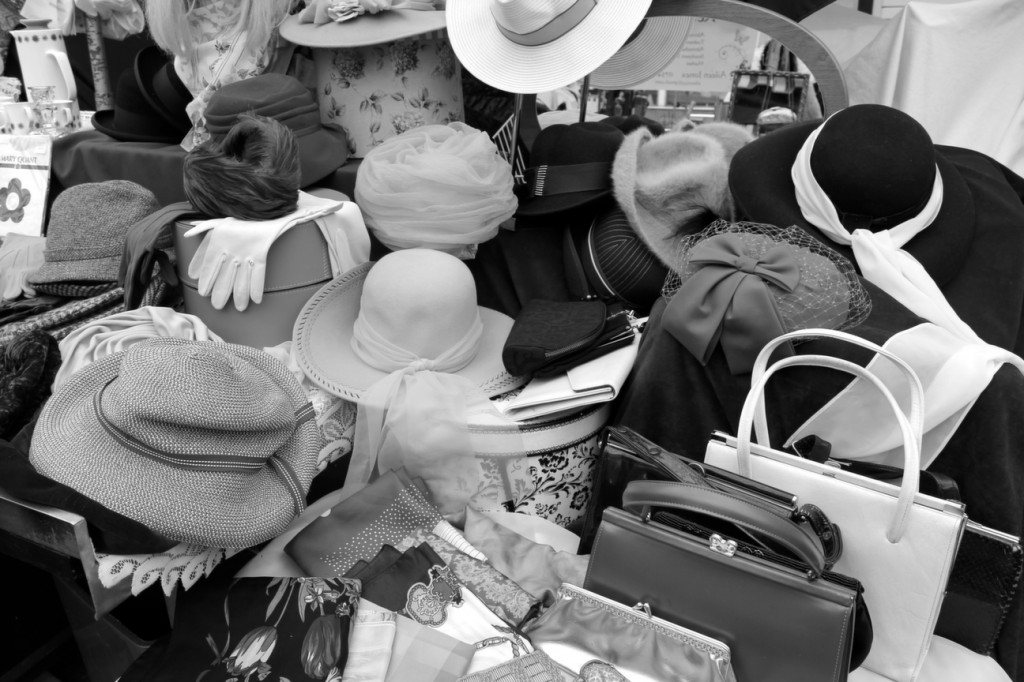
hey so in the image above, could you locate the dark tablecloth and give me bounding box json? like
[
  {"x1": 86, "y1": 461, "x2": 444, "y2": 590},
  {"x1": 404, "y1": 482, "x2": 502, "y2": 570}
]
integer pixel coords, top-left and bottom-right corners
[{"x1": 50, "y1": 130, "x2": 360, "y2": 208}]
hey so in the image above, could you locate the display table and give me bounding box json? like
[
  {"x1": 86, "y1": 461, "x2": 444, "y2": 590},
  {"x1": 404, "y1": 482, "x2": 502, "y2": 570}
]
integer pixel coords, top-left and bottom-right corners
[{"x1": 50, "y1": 130, "x2": 360, "y2": 208}]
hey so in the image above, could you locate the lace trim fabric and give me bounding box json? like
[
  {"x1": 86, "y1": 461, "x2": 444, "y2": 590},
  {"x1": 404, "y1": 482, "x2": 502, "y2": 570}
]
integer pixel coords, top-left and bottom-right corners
[{"x1": 95, "y1": 543, "x2": 241, "y2": 596}]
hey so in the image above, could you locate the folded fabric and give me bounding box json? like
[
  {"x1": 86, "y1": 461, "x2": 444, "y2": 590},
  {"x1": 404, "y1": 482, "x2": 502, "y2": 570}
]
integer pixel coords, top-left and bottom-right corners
[
  {"x1": 386, "y1": 613, "x2": 476, "y2": 682},
  {"x1": 286, "y1": 469, "x2": 443, "y2": 577},
  {"x1": 0, "y1": 233, "x2": 46, "y2": 300},
  {"x1": 33, "y1": 281, "x2": 120, "y2": 299},
  {"x1": 456, "y1": 651, "x2": 563, "y2": 682},
  {"x1": 0, "y1": 295, "x2": 67, "y2": 326},
  {"x1": 357, "y1": 543, "x2": 534, "y2": 675},
  {"x1": 344, "y1": 599, "x2": 398, "y2": 682},
  {"x1": 119, "y1": 573, "x2": 361, "y2": 682},
  {"x1": 392, "y1": 529, "x2": 537, "y2": 626},
  {"x1": 461, "y1": 508, "x2": 587, "y2": 602},
  {"x1": 54, "y1": 306, "x2": 224, "y2": 390}
]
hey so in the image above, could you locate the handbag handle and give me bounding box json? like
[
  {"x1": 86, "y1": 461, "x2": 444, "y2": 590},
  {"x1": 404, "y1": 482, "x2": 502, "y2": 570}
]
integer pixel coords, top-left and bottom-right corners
[
  {"x1": 748, "y1": 328, "x2": 925, "y2": 449},
  {"x1": 737, "y1": 351, "x2": 921, "y2": 543},
  {"x1": 622, "y1": 479, "x2": 828, "y2": 577}
]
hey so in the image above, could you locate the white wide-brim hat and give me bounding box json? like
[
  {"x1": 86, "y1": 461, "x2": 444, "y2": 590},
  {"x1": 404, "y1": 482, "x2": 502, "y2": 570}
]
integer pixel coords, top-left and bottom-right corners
[
  {"x1": 293, "y1": 258, "x2": 527, "y2": 401},
  {"x1": 590, "y1": 16, "x2": 694, "y2": 89},
  {"x1": 447, "y1": 0, "x2": 653, "y2": 94}
]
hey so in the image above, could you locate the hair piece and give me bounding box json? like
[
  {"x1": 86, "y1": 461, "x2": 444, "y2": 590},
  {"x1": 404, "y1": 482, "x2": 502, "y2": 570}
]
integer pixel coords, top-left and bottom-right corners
[{"x1": 183, "y1": 113, "x2": 301, "y2": 220}]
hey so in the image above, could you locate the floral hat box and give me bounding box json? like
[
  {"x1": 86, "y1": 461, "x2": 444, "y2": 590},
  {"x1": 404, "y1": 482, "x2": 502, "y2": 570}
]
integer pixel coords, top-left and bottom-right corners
[{"x1": 314, "y1": 31, "x2": 464, "y2": 158}]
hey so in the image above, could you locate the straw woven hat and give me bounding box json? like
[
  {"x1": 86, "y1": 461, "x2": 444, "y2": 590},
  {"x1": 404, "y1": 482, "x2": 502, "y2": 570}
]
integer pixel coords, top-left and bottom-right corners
[{"x1": 29, "y1": 337, "x2": 320, "y2": 549}]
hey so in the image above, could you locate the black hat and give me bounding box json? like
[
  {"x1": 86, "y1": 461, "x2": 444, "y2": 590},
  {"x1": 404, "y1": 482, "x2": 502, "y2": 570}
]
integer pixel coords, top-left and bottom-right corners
[
  {"x1": 728, "y1": 104, "x2": 974, "y2": 287},
  {"x1": 515, "y1": 122, "x2": 625, "y2": 218},
  {"x1": 135, "y1": 45, "x2": 193, "y2": 137},
  {"x1": 92, "y1": 68, "x2": 186, "y2": 144}
]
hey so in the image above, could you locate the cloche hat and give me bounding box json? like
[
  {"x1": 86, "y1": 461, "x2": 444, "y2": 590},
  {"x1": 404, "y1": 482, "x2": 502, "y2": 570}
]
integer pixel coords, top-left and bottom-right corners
[
  {"x1": 29, "y1": 337, "x2": 320, "y2": 549},
  {"x1": 728, "y1": 104, "x2": 974, "y2": 287}
]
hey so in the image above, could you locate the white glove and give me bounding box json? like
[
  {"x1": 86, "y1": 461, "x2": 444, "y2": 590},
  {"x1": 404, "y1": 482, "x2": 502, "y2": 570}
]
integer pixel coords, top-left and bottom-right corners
[
  {"x1": 184, "y1": 193, "x2": 344, "y2": 311},
  {"x1": 0, "y1": 233, "x2": 46, "y2": 300},
  {"x1": 314, "y1": 201, "x2": 371, "y2": 276}
]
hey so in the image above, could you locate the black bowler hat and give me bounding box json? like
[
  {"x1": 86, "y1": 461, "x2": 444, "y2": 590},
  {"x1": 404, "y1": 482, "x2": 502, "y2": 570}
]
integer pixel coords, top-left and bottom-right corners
[
  {"x1": 728, "y1": 104, "x2": 974, "y2": 287},
  {"x1": 135, "y1": 45, "x2": 193, "y2": 137},
  {"x1": 515, "y1": 122, "x2": 625, "y2": 218},
  {"x1": 92, "y1": 68, "x2": 185, "y2": 144}
]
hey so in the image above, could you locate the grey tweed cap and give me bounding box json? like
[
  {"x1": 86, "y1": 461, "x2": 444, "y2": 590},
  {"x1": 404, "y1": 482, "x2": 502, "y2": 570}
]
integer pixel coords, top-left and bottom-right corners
[{"x1": 30, "y1": 180, "x2": 160, "y2": 286}]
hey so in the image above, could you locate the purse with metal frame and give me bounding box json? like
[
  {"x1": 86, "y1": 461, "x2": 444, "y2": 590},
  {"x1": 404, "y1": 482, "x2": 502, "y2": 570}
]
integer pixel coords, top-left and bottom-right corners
[
  {"x1": 585, "y1": 478, "x2": 868, "y2": 682},
  {"x1": 522, "y1": 582, "x2": 736, "y2": 682},
  {"x1": 579, "y1": 424, "x2": 843, "y2": 569}
]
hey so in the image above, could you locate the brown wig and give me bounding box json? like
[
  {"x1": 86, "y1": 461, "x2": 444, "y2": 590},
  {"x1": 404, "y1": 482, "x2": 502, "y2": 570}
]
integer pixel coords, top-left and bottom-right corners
[{"x1": 183, "y1": 113, "x2": 301, "y2": 220}]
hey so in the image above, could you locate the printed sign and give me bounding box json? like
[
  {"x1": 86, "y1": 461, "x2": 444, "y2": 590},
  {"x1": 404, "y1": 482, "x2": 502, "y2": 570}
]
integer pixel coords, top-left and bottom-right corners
[
  {"x1": 0, "y1": 134, "x2": 52, "y2": 237},
  {"x1": 631, "y1": 18, "x2": 760, "y2": 94}
]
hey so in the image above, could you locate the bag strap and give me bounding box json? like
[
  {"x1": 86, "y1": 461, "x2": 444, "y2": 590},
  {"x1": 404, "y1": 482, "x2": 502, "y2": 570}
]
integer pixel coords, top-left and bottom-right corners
[
  {"x1": 737, "y1": 352, "x2": 921, "y2": 543},
  {"x1": 749, "y1": 328, "x2": 925, "y2": 450},
  {"x1": 622, "y1": 479, "x2": 827, "y2": 577}
]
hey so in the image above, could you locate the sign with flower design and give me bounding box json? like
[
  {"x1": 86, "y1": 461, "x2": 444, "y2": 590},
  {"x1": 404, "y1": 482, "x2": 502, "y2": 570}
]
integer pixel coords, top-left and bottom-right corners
[
  {"x1": 0, "y1": 134, "x2": 51, "y2": 237},
  {"x1": 313, "y1": 31, "x2": 464, "y2": 158}
]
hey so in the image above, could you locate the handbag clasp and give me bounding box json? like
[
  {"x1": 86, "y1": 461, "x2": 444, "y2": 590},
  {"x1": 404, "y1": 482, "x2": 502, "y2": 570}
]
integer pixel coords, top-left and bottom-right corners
[
  {"x1": 632, "y1": 602, "x2": 653, "y2": 619},
  {"x1": 709, "y1": 533, "x2": 738, "y2": 557}
]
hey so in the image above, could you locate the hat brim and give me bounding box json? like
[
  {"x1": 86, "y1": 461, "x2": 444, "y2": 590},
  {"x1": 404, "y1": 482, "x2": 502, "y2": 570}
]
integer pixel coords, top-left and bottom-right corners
[
  {"x1": 728, "y1": 119, "x2": 975, "y2": 287},
  {"x1": 296, "y1": 126, "x2": 351, "y2": 186},
  {"x1": 29, "y1": 253, "x2": 122, "y2": 286},
  {"x1": 91, "y1": 109, "x2": 183, "y2": 145},
  {"x1": 294, "y1": 262, "x2": 527, "y2": 401},
  {"x1": 590, "y1": 16, "x2": 693, "y2": 89},
  {"x1": 447, "y1": 0, "x2": 653, "y2": 94},
  {"x1": 29, "y1": 340, "x2": 320, "y2": 549},
  {"x1": 135, "y1": 46, "x2": 192, "y2": 134},
  {"x1": 279, "y1": 10, "x2": 447, "y2": 48},
  {"x1": 515, "y1": 188, "x2": 612, "y2": 218}
]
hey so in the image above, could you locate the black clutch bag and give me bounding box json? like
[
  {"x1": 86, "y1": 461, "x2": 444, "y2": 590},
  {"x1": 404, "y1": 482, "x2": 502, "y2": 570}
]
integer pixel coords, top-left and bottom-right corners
[{"x1": 501, "y1": 299, "x2": 635, "y2": 377}]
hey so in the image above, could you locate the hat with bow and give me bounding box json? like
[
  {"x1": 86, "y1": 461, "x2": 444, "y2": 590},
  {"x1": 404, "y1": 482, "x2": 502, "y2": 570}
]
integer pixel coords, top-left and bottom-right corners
[{"x1": 661, "y1": 220, "x2": 871, "y2": 374}]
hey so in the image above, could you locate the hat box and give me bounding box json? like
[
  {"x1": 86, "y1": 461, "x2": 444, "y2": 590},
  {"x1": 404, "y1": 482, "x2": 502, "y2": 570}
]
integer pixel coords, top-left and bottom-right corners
[
  {"x1": 313, "y1": 31, "x2": 465, "y2": 158},
  {"x1": 173, "y1": 219, "x2": 334, "y2": 349}
]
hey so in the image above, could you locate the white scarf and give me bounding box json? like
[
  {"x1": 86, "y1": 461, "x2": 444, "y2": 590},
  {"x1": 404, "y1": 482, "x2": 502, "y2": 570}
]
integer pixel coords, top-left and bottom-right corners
[{"x1": 791, "y1": 117, "x2": 980, "y2": 342}]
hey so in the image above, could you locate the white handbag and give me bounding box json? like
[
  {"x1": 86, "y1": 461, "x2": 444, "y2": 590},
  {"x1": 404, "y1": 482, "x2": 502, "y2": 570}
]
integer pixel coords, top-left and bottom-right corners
[{"x1": 705, "y1": 328, "x2": 967, "y2": 682}]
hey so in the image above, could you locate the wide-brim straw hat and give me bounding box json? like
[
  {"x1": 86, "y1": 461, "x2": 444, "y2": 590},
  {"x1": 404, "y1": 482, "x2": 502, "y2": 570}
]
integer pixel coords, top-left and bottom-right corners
[
  {"x1": 279, "y1": 7, "x2": 447, "y2": 48},
  {"x1": 293, "y1": 253, "x2": 527, "y2": 401},
  {"x1": 29, "y1": 337, "x2": 320, "y2": 549},
  {"x1": 590, "y1": 16, "x2": 693, "y2": 89},
  {"x1": 446, "y1": 0, "x2": 652, "y2": 94}
]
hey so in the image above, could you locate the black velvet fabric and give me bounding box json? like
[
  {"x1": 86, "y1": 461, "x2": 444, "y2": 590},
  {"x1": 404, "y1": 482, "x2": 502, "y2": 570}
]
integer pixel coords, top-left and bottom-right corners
[{"x1": 614, "y1": 281, "x2": 1024, "y2": 678}]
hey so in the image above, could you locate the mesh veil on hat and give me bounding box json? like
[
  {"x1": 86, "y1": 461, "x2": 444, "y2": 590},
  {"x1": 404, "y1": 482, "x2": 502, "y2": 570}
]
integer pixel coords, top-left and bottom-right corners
[
  {"x1": 29, "y1": 337, "x2": 320, "y2": 549},
  {"x1": 30, "y1": 181, "x2": 160, "y2": 286},
  {"x1": 662, "y1": 220, "x2": 872, "y2": 374}
]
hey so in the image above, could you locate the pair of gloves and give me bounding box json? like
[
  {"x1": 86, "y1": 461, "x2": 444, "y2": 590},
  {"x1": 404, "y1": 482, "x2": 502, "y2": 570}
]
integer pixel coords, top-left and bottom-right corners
[
  {"x1": 184, "y1": 191, "x2": 371, "y2": 312},
  {"x1": 0, "y1": 233, "x2": 46, "y2": 301}
]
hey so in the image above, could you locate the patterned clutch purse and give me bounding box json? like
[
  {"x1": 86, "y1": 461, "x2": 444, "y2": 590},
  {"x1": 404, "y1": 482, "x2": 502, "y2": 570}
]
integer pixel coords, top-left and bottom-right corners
[
  {"x1": 522, "y1": 583, "x2": 736, "y2": 682},
  {"x1": 935, "y1": 520, "x2": 1023, "y2": 655}
]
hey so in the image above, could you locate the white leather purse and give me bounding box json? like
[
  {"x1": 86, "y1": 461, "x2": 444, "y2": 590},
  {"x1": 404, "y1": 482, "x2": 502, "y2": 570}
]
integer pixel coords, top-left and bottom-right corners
[{"x1": 705, "y1": 328, "x2": 967, "y2": 682}]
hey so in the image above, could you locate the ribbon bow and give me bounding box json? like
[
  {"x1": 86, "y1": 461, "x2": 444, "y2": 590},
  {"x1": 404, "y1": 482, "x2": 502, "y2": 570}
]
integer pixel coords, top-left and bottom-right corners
[{"x1": 664, "y1": 233, "x2": 801, "y2": 374}]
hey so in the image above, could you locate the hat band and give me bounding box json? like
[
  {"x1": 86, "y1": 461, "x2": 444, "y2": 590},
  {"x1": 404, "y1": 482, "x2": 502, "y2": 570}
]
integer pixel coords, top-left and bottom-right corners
[
  {"x1": 492, "y1": 0, "x2": 597, "y2": 47},
  {"x1": 94, "y1": 380, "x2": 313, "y2": 513},
  {"x1": 525, "y1": 161, "x2": 612, "y2": 197}
]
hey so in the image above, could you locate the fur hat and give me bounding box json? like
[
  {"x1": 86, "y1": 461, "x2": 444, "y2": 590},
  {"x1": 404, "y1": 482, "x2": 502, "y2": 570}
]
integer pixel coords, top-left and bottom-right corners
[
  {"x1": 612, "y1": 122, "x2": 754, "y2": 267},
  {"x1": 0, "y1": 330, "x2": 60, "y2": 440}
]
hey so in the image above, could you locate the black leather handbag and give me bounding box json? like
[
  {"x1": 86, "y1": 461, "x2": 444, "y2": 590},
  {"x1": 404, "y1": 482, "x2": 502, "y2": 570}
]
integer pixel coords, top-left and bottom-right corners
[{"x1": 585, "y1": 478, "x2": 871, "y2": 682}]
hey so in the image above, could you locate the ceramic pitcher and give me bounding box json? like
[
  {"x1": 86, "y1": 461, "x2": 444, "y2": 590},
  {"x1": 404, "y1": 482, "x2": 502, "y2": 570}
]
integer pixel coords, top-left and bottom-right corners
[{"x1": 11, "y1": 27, "x2": 77, "y2": 103}]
